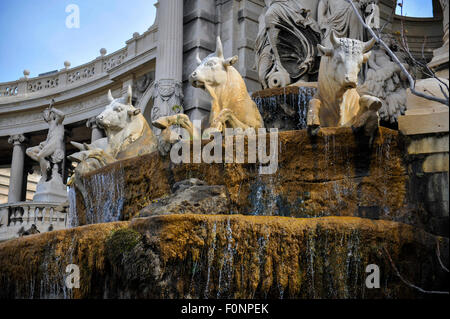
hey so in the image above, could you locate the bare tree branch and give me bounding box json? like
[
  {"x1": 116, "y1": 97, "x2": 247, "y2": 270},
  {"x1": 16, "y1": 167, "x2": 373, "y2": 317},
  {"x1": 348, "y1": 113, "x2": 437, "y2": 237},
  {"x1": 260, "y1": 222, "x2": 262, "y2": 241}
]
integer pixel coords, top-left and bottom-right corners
[
  {"x1": 436, "y1": 239, "x2": 450, "y2": 273},
  {"x1": 397, "y1": 2, "x2": 450, "y2": 93},
  {"x1": 345, "y1": 0, "x2": 449, "y2": 106},
  {"x1": 383, "y1": 246, "x2": 449, "y2": 295}
]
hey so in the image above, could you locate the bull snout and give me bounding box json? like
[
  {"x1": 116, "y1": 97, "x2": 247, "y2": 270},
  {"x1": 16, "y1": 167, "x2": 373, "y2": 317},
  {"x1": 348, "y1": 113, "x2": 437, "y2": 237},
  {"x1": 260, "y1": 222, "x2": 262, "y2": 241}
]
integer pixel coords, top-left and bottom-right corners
[
  {"x1": 343, "y1": 76, "x2": 357, "y2": 89},
  {"x1": 96, "y1": 114, "x2": 106, "y2": 125},
  {"x1": 189, "y1": 72, "x2": 196, "y2": 84},
  {"x1": 189, "y1": 71, "x2": 204, "y2": 89}
]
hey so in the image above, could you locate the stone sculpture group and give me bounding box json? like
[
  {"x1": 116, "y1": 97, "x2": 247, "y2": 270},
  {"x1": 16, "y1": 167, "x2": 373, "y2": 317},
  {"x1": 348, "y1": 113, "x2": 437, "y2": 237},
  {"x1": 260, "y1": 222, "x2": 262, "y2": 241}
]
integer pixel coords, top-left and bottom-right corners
[
  {"x1": 25, "y1": 0, "x2": 427, "y2": 199},
  {"x1": 255, "y1": 0, "x2": 375, "y2": 88}
]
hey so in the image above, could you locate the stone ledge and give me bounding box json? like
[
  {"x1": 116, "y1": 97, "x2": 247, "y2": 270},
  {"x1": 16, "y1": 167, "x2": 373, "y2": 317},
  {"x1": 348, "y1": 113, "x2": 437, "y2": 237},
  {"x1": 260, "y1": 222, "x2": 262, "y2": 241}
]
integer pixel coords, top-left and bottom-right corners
[
  {"x1": 0, "y1": 215, "x2": 447, "y2": 298},
  {"x1": 398, "y1": 110, "x2": 449, "y2": 135},
  {"x1": 407, "y1": 134, "x2": 449, "y2": 154},
  {"x1": 423, "y1": 153, "x2": 449, "y2": 173}
]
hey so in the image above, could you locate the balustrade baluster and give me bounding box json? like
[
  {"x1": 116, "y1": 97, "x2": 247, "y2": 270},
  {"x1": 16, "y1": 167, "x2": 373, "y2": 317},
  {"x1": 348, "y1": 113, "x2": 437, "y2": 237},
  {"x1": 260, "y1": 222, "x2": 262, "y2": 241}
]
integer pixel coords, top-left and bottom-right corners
[{"x1": 23, "y1": 205, "x2": 29, "y2": 225}]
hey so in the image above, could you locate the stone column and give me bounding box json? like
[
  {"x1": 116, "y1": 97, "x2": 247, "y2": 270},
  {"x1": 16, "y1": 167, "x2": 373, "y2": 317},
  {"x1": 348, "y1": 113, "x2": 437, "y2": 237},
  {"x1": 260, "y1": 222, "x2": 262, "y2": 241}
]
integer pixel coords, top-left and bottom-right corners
[
  {"x1": 21, "y1": 165, "x2": 32, "y2": 202},
  {"x1": 8, "y1": 134, "x2": 27, "y2": 204},
  {"x1": 86, "y1": 117, "x2": 104, "y2": 142},
  {"x1": 151, "y1": 0, "x2": 184, "y2": 133}
]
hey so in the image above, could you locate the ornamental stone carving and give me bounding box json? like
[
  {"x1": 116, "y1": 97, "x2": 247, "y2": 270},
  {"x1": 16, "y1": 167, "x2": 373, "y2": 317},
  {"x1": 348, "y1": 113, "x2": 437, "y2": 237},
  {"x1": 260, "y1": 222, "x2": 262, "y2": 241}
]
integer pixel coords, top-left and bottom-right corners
[
  {"x1": 150, "y1": 79, "x2": 184, "y2": 134},
  {"x1": 255, "y1": 0, "x2": 322, "y2": 88},
  {"x1": 255, "y1": 0, "x2": 380, "y2": 89}
]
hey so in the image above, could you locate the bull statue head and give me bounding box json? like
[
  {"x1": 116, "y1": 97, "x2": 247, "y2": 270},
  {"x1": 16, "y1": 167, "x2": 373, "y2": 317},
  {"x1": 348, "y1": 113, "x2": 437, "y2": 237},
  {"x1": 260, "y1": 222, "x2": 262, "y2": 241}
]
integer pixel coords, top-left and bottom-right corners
[
  {"x1": 189, "y1": 37, "x2": 239, "y2": 90},
  {"x1": 96, "y1": 85, "x2": 141, "y2": 133},
  {"x1": 318, "y1": 31, "x2": 376, "y2": 90}
]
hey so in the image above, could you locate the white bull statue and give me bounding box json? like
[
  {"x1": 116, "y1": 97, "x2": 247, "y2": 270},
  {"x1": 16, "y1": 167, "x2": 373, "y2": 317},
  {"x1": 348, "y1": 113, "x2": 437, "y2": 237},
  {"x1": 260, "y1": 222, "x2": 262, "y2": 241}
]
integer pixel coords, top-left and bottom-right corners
[
  {"x1": 68, "y1": 86, "x2": 158, "y2": 179},
  {"x1": 307, "y1": 31, "x2": 382, "y2": 142},
  {"x1": 153, "y1": 37, "x2": 264, "y2": 138}
]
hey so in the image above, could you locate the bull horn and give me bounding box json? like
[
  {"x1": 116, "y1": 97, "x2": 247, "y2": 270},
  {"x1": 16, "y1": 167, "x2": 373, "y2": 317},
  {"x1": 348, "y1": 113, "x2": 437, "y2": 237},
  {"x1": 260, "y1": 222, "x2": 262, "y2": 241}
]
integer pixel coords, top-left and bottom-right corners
[
  {"x1": 317, "y1": 44, "x2": 333, "y2": 57},
  {"x1": 215, "y1": 36, "x2": 224, "y2": 59},
  {"x1": 330, "y1": 30, "x2": 340, "y2": 48},
  {"x1": 70, "y1": 141, "x2": 86, "y2": 151},
  {"x1": 107, "y1": 90, "x2": 114, "y2": 102},
  {"x1": 363, "y1": 37, "x2": 377, "y2": 53},
  {"x1": 196, "y1": 52, "x2": 202, "y2": 65}
]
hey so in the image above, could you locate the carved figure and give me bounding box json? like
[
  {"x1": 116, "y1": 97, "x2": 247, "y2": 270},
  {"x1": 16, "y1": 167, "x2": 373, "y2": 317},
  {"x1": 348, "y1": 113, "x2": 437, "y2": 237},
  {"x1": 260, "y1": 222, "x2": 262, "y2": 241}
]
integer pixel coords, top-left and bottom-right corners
[
  {"x1": 255, "y1": 0, "x2": 321, "y2": 88},
  {"x1": 307, "y1": 31, "x2": 381, "y2": 142},
  {"x1": 155, "y1": 37, "x2": 264, "y2": 137},
  {"x1": 358, "y1": 36, "x2": 408, "y2": 123},
  {"x1": 317, "y1": 0, "x2": 365, "y2": 46},
  {"x1": 26, "y1": 101, "x2": 65, "y2": 184}
]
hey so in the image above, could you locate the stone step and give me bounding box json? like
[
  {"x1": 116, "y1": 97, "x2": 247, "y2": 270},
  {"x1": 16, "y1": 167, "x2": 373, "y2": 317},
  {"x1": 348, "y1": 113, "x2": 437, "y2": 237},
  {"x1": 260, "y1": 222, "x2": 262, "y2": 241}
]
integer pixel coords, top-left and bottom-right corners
[{"x1": 398, "y1": 110, "x2": 449, "y2": 135}]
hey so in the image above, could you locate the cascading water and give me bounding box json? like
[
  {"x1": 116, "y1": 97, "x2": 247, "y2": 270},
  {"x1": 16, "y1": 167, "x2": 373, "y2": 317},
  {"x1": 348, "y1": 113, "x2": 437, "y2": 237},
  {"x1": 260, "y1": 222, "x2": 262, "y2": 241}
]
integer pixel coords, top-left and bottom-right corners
[
  {"x1": 68, "y1": 164, "x2": 126, "y2": 226},
  {"x1": 248, "y1": 164, "x2": 288, "y2": 217},
  {"x1": 83, "y1": 166, "x2": 125, "y2": 224},
  {"x1": 67, "y1": 187, "x2": 78, "y2": 228},
  {"x1": 253, "y1": 86, "x2": 316, "y2": 131}
]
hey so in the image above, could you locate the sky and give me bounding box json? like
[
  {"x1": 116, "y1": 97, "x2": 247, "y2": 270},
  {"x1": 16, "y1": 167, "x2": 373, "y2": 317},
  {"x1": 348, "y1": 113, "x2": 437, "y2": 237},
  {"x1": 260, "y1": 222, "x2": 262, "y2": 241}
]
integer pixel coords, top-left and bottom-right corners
[
  {"x1": 0, "y1": 0, "x2": 157, "y2": 82},
  {"x1": 395, "y1": 0, "x2": 434, "y2": 17},
  {"x1": 0, "y1": 0, "x2": 434, "y2": 83}
]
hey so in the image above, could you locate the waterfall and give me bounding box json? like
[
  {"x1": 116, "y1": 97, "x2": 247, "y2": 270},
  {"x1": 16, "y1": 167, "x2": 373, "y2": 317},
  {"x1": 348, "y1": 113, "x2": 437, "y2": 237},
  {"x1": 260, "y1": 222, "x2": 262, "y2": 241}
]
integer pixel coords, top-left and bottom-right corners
[
  {"x1": 253, "y1": 86, "x2": 316, "y2": 131},
  {"x1": 67, "y1": 187, "x2": 78, "y2": 228},
  {"x1": 68, "y1": 164, "x2": 126, "y2": 226},
  {"x1": 81, "y1": 165, "x2": 126, "y2": 224},
  {"x1": 216, "y1": 218, "x2": 235, "y2": 298}
]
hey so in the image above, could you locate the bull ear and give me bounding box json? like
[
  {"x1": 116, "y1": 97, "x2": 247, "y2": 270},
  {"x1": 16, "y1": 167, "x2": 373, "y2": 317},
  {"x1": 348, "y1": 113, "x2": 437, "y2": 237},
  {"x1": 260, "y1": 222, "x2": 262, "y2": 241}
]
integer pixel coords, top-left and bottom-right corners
[
  {"x1": 318, "y1": 44, "x2": 333, "y2": 57},
  {"x1": 128, "y1": 108, "x2": 141, "y2": 116},
  {"x1": 215, "y1": 36, "x2": 224, "y2": 59},
  {"x1": 363, "y1": 52, "x2": 372, "y2": 63},
  {"x1": 107, "y1": 90, "x2": 114, "y2": 102},
  {"x1": 125, "y1": 85, "x2": 132, "y2": 105},
  {"x1": 223, "y1": 55, "x2": 238, "y2": 67}
]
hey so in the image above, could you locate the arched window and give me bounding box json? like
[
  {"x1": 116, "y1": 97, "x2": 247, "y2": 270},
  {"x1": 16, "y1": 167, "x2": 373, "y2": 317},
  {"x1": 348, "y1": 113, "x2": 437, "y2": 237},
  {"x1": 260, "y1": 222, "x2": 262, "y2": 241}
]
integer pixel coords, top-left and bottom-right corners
[{"x1": 395, "y1": 0, "x2": 434, "y2": 18}]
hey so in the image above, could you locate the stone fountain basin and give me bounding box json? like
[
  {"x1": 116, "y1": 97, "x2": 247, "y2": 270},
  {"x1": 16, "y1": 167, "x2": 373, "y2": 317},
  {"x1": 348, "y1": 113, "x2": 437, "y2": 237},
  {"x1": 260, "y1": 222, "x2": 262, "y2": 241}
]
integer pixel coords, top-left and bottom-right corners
[
  {"x1": 71, "y1": 127, "x2": 430, "y2": 232},
  {"x1": 0, "y1": 214, "x2": 447, "y2": 298}
]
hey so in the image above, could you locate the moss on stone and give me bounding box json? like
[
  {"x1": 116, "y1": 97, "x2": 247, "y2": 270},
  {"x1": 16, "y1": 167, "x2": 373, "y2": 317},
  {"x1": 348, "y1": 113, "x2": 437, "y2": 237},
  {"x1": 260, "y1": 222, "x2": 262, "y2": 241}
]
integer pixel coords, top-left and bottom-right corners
[
  {"x1": 0, "y1": 215, "x2": 447, "y2": 299},
  {"x1": 105, "y1": 228, "x2": 143, "y2": 265}
]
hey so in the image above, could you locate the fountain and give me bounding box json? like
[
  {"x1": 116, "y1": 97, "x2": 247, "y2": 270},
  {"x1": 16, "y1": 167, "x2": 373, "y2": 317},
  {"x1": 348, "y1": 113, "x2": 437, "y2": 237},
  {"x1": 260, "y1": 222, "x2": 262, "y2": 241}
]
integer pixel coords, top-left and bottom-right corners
[{"x1": 0, "y1": 5, "x2": 448, "y2": 300}]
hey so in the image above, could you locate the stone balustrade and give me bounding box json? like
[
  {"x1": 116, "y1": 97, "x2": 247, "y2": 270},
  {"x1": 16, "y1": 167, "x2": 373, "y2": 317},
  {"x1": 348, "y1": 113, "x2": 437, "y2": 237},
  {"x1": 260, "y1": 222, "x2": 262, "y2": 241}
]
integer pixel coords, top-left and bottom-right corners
[
  {"x1": 0, "y1": 47, "x2": 130, "y2": 98},
  {"x1": 0, "y1": 202, "x2": 68, "y2": 241},
  {"x1": 0, "y1": 25, "x2": 158, "y2": 138},
  {"x1": 0, "y1": 26, "x2": 156, "y2": 101}
]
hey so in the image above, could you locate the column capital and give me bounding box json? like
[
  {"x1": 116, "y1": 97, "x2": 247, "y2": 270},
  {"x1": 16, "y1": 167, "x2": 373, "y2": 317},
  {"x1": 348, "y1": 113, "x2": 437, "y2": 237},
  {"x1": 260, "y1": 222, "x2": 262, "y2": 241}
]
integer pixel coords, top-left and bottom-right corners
[{"x1": 8, "y1": 134, "x2": 28, "y2": 146}]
